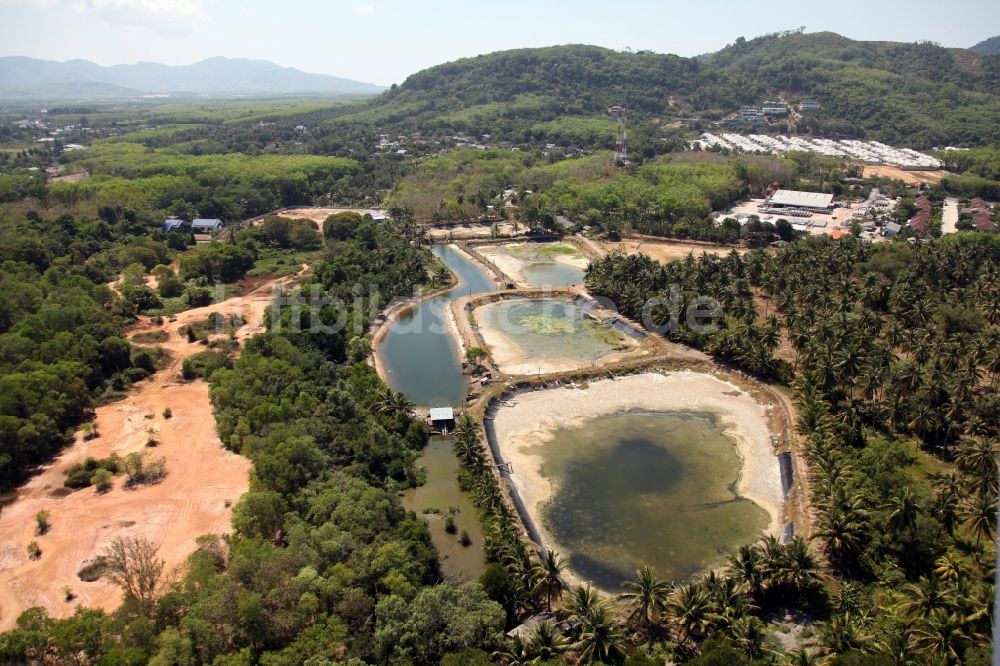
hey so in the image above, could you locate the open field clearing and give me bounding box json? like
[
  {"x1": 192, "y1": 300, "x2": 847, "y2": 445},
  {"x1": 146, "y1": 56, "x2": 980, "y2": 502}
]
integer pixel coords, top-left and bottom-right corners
[
  {"x1": 862, "y1": 164, "x2": 945, "y2": 185},
  {"x1": 0, "y1": 269, "x2": 301, "y2": 629},
  {"x1": 600, "y1": 238, "x2": 743, "y2": 263}
]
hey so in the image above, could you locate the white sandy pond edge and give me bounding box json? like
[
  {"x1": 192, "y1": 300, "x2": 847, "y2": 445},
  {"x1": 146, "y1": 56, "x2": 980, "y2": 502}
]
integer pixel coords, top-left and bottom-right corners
[
  {"x1": 474, "y1": 299, "x2": 639, "y2": 375},
  {"x1": 491, "y1": 371, "x2": 784, "y2": 586}
]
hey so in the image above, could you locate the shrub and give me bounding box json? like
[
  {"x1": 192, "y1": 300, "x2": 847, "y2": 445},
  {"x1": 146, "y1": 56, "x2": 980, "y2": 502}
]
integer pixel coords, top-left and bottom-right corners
[
  {"x1": 35, "y1": 511, "x2": 50, "y2": 535},
  {"x1": 91, "y1": 468, "x2": 113, "y2": 493},
  {"x1": 26, "y1": 541, "x2": 41, "y2": 560},
  {"x1": 162, "y1": 407, "x2": 172, "y2": 419}
]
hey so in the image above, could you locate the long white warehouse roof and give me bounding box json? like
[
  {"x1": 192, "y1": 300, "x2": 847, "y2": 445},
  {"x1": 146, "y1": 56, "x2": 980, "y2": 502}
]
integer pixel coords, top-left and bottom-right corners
[{"x1": 768, "y1": 190, "x2": 834, "y2": 208}]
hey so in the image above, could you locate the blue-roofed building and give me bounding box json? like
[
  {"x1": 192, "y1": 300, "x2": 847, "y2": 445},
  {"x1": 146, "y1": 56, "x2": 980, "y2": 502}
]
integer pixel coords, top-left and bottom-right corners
[
  {"x1": 191, "y1": 218, "x2": 224, "y2": 233},
  {"x1": 163, "y1": 218, "x2": 186, "y2": 234}
]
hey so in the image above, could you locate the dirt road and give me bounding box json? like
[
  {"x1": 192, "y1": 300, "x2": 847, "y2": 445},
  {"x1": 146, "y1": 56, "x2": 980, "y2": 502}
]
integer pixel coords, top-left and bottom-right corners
[{"x1": 0, "y1": 268, "x2": 303, "y2": 630}]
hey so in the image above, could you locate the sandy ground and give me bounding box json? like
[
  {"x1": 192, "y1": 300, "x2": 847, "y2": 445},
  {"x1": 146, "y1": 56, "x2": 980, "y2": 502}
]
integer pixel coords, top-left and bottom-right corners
[
  {"x1": 0, "y1": 268, "x2": 303, "y2": 629},
  {"x1": 602, "y1": 239, "x2": 742, "y2": 264},
  {"x1": 941, "y1": 197, "x2": 959, "y2": 235},
  {"x1": 862, "y1": 165, "x2": 944, "y2": 185},
  {"x1": 474, "y1": 300, "x2": 640, "y2": 375},
  {"x1": 268, "y1": 207, "x2": 386, "y2": 229},
  {"x1": 427, "y1": 222, "x2": 517, "y2": 240},
  {"x1": 474, "y1": 243, "x2": 589, "y2": 288},
  {"x1": 491, "y1": 372, "x2": 783, "y2": 586}
]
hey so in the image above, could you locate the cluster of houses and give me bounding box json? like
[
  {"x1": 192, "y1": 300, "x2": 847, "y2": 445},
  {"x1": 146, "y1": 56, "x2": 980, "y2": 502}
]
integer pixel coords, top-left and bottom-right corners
[
  {"x1": 963, "y1": 198, "x2": 996, "y2": 232},
  {"x1": 162, "y1": 217, "x2": 224, "y2": 243}
]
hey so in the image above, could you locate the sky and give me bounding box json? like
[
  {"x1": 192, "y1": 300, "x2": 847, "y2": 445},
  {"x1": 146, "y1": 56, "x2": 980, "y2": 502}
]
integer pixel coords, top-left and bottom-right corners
[{"x1": 0, "y1": 0, "x2": 998, "y2": 86}]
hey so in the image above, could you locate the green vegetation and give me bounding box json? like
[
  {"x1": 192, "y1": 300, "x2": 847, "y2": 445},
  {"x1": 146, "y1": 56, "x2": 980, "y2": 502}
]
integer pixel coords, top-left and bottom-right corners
[
  {"x1": 64, "y1": 455, "x2": 121, "y2": 489},
  {"x1": 336, "y1": 34, "x2": 1000, "y2": 149},
  {"x1": 587, "y1": 234, "x2": 998, "y2": 662}
]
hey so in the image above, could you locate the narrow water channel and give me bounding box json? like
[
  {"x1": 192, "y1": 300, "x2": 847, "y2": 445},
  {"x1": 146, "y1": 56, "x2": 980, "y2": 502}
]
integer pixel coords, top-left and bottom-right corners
[
  {"x1": 379, "y1": 245, "x2": 495, "y2": 407},
  {"x1": 384, "y1": 245, "x2": 495, "y2": 582}
]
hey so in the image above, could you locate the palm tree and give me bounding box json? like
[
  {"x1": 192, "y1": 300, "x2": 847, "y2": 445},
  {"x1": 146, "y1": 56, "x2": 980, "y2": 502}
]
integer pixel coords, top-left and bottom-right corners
[
  {"x1": 818, "y1": 613, "x2": 870, "y2": 656},
  {"x1": 884, "y1": 488, "x2": 922, "y2": 532},
  {"x1": 729, "y1": 616, "x2": 769, "y2": 660},
  {"x1": 727, "y1": 543, "x2": 765, "y2": 598},
  {"x1": 772, "y1": 538, "x2": 823, "y2": 596},
  {"x1": 530, "y1": 550, "x2": 566, "y2": 612},
  {"x1": 572, "y1": 600, "x2": 625, "y2": 665},
  {"x1": 527, "y1": 621, "x2": 568, "y2": 662},
  {"x1": 560, "y1": 583, "x2": 599, "y2": 622},
  {"x1": 914, "y1": 609, "x2": 971, "y2": 664},
  {"x1": 492, "y1": 635, "x2": 532, "y2": 666},
  {"x1": 667, "y1": 581, "x2": 715, "y2": 648},
  {"x1": 963, "y1": 492, "x2": 997, "y2": 552},
  {"x1": 955, "y1": 438, "x2": 1000, "y2": 497},
  {"x1": 372, "y1": 386, "x2": 414, "y2": 420},
  {"x1": 618, "y1": 565, "x2": 672, "y2": 632},
  {"x1": 932, "y1": 553, "x2": 965, "y2": 583},
  {"x1": 897, "y1": 576, "x2": 954, "y2": 619}
]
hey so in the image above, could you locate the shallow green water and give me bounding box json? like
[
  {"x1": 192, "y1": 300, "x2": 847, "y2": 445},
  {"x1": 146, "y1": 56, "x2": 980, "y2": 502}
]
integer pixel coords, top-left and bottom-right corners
[
  {"x1": 402, "y1": 436, "x2": 487, "y2": 582},
  {"x1": 481, "y1": 299, "x2": 627, "y2": 366},
  {"x1": 507, "y1": 243, "x2": 585, "y2": 288},
  {"x1": 526, "y1": 411, "x2": 769, "y2": 591}
]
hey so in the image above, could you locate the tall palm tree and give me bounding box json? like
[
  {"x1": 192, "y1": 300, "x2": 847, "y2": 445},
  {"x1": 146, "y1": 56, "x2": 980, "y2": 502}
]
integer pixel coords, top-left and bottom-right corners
[
  {"x1": 530, "y1": 550, "x2": 566, "y2": 612},
  {"x1": 727, "y1": 543, "x2": 765, "y2": 598},
  {"x1": 668, "y1": 582, "x2": 715, "y2": 648},
  {"x1": 914, "y1": 609, "x2": 971, "y2": 665},
  {"x1": 884, "y1": 488, "x2": 922, "y2": 532},
  {"x1": 618, "y1": 565, "x2": 672, "y2": 632},
  {"x1": 773, "y1": 538, "x2": 823, "y2": 595},
  {"x1": 572, "y1": 600, "x2": 625, "y2": 665},
  {"x1": 527, "y1": 621, "x2": 568, "y2": 662},
  {"x1": 561, "y1": 584, "x2": 601, "y2": 625},
  {"x1": 963, "y1": 492, "x2": 997, "y2": 552}
]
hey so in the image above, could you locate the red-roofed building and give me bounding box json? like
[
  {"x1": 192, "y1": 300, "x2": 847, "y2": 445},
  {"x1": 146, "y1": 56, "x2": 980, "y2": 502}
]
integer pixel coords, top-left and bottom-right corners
[
  {"x1": 975, "y1": 210, "x2": 994, "y2": 232},
  {"x1": 910, "y1": 211, "x2": 930, "y2": 232}
]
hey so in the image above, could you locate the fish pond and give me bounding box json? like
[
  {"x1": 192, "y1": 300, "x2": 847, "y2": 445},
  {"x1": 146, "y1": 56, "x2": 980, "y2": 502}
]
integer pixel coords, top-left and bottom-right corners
[{"x1": 524, "y1": 411, "x2": 770, "y2": 591}]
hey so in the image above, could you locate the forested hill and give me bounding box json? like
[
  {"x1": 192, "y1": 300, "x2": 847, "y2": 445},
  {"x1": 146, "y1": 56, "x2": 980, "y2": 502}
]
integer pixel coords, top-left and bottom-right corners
[
  {"x1": 340, "y1": 31, "x2": 1000, "y2": 148},
  {"x1": 970, "y1": 35, "x2": 1000, "y2": 55}
]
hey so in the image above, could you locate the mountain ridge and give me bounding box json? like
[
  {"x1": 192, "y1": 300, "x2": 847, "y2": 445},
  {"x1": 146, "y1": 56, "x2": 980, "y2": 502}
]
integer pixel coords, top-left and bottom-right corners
[
  {"x1": 0, "y1": 56, "x2": 383, "y2": 99},
  {"x1": 970, "y1": 35, "x2": 1000, "y2": 55},
  {"x1": 339, "y1": 31, "x2": 1000, "y2": 148}
]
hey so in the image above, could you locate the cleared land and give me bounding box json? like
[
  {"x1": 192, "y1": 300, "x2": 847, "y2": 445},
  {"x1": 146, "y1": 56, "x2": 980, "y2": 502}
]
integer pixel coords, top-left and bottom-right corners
[
  {"x1": 0, "y1": 269, "x2": 300, "y2": 629},
  {"x1": 862, "y1": 165, "x2": 944, "y2": 185},
  {"x1": 268, "y1": 207, "x2": 386, "y2": 229},
  {"x1": 491, "y1": 372, "x2": 784, "y2": 589},
  {"x1": 601, "y1": 238, "x2": 742, "y2": 263}
]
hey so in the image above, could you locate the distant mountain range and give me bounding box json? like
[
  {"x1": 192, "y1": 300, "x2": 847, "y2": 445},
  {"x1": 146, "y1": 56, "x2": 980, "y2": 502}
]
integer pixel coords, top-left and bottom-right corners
[
  {"x1": 0, "y1": 56, "x2": 383, "y2": 99},
  {"x1": 970, "y1": 35, "x2": 1000, "y2": 55}
]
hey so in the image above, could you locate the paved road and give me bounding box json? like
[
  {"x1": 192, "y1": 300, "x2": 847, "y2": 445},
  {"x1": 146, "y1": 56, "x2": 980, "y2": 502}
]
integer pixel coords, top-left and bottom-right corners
[{"x1": 942, "y1": 197, "x2": 959, "y2": 235}]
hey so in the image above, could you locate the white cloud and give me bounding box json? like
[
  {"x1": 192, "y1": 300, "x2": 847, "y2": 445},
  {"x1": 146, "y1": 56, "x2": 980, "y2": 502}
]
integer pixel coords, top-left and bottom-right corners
[
  {"x1": 2, "y1": 0, "x2": 207, "y2": 20},
  {"x1": 81, "y1": 0, "x2": 206, "y2": 19},
  {"x1": 353, "y1": 4, "x2": 375, "y2": 15},
  {"x1": 0, "y1": 0, "x2": 61, "y2": 7}
]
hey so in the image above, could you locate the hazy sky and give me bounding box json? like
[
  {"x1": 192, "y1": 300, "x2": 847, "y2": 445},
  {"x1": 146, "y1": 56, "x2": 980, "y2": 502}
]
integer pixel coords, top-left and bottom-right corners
[{"x1": 0, "y1": 0, "x2": 997, "y2": 85}]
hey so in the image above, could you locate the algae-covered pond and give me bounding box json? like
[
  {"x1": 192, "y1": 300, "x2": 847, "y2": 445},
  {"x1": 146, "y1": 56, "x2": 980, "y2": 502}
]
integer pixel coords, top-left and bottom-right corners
[
  {"x1": 477, "y1": 299, "x2": 632, "y2": 374},
  {"x1": 477, "y1": 242, "x2": 587, "y2": 288},
  {"x1": 527, "y1": 411, "x2": 770, "y2": 591}
]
